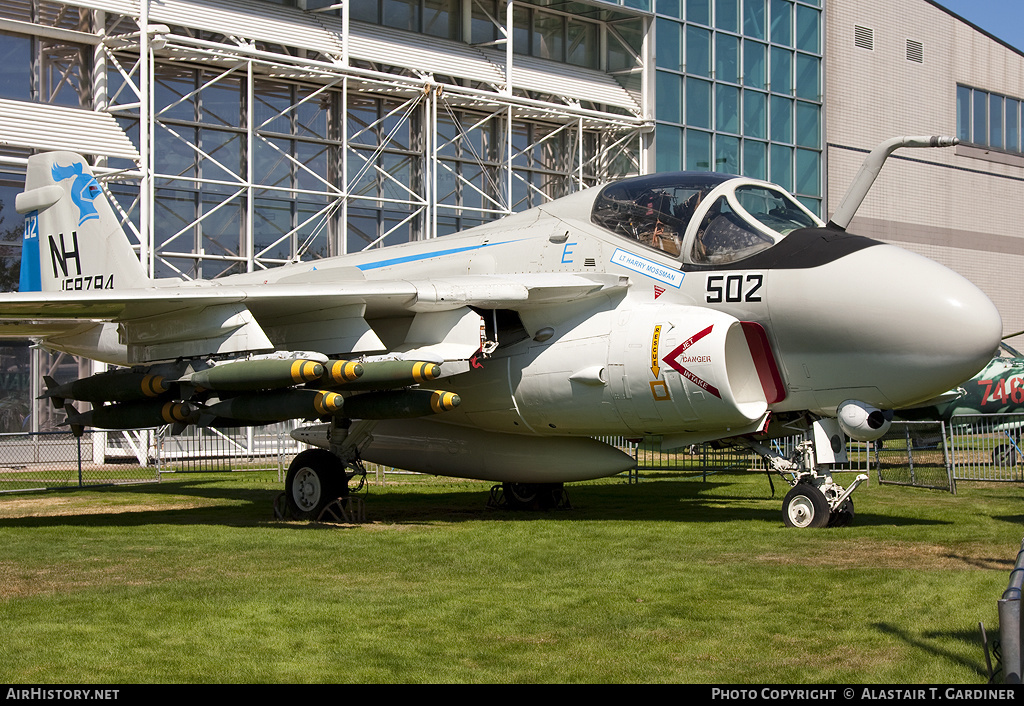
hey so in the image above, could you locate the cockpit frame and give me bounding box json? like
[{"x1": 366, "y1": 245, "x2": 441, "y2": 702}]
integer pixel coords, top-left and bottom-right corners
[{"x1": 590, "y1": 172, "x2": 824, "y2": 266}]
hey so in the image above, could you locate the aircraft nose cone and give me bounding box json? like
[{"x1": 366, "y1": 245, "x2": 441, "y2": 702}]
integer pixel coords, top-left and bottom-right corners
[{"x1": 769, "y1": 242, "x2": 1002, "y2": 410}]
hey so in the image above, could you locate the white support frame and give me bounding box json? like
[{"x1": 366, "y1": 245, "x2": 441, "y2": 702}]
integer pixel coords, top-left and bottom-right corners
[
  {"x1": 0, "y1": 0, "x2": 653, "y2": 440},
  {"x1": 3, "y1": 0, "x2": 652, "y2": 280},
  {"x1": 87, "y1": 1, "x2": 650, "y2": 277}
]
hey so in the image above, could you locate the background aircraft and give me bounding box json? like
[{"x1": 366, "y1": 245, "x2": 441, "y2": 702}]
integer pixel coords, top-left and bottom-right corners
[
  {"x1": 898, "y1": 339, "x2": 1024, "y2": 466},
  {"x1": 903, "y1": 340, "x2": 1024, "y2": 420},
  {"x1": 0, "y1": 140, "x2": 1002, "y2": 528}
]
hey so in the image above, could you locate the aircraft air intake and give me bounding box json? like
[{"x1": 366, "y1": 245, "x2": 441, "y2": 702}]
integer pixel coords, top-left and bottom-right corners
[{"x1": 603, "y1": 306, "x2": 774, "y2": 436}]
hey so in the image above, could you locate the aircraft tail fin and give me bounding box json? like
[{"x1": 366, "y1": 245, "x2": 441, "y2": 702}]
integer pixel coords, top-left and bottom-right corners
[{"x1": 14, "y1": 151, "x2": 149, "y2": 293}]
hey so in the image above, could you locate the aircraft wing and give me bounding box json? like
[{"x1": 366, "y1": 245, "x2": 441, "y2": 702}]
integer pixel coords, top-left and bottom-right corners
[
  {"x1": 0, "y1": 319, "x2": 100, "y2": 337},
  {"x1": 0, "y1": 273, "x2": 629, "y2": 364}
]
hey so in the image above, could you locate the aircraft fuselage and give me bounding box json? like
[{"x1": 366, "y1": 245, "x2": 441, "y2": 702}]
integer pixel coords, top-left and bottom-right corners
[{"x1": 213, "y1": 176, "x2": 999, "y2": 446}]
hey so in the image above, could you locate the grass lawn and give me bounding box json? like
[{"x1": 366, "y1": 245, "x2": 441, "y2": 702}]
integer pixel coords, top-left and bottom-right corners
[{"x1": 0, "y1": 468, "x2": 1020, "y2": 683}]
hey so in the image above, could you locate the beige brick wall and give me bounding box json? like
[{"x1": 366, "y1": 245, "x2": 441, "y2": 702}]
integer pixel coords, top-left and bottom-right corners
[{"x1": 826, "y1": 0, "x2": 1024, "y2": 337}]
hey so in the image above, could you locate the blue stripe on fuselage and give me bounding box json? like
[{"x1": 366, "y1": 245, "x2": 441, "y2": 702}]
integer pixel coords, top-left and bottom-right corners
[{"x1": 355, "y1": 240, "x2": 519, "y2": 271}]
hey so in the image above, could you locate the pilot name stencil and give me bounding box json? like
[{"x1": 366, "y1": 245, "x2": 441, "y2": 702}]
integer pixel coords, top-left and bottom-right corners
[{"x1": 611, "y1": 249, "x2": 684, "y2": 288}]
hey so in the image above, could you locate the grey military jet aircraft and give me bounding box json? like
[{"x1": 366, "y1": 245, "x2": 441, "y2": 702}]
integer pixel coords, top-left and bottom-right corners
[{"x1": 0, "y1": 138, "x2": 1001, "y2": 527}]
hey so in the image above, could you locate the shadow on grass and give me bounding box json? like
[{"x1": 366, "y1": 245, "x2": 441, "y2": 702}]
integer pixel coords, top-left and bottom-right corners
[
  {"x1": 0, "y1": 477, "x2": 284, "y2": 529},
  {"x1": 874, "y1": 622, "x2": 988, "y2": 679},
  {"x1": 0, "y1": 472, "x2": 952, "y2": 530}
]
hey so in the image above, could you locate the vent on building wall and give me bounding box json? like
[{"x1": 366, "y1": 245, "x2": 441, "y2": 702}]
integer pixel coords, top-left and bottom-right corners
[
  {"x1": 855, "y1": 25, "x2": 874, "y2": 50},
  {"x1": 907, "y1": 39, "x2": 923, "y2": 62}
]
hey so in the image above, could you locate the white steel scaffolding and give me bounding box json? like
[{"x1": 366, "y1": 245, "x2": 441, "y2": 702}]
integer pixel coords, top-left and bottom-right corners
[{"x1": 1, "y1": 0, "x2": 653, "y2": 280}]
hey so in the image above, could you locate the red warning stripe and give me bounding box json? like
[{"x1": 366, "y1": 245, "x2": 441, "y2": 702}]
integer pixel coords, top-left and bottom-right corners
[{"x1": 740, "y1": 321, "x2": 786, "y2": 404}]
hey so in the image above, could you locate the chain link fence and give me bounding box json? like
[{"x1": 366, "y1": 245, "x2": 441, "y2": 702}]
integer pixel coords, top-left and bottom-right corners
[
  {"x1": 155, "y1": 424, "x2": 299, "y2": 474},
  {"x1": 622, "y1": 423, "x2": 957, "y2": 494},
  {"x1": 0, "y1": 431, "x2": 158, "y2": 492},
  {"x1": 3, "y1": 416, "x2": 1023, "y2": 494},
  {"x1": 0, "y1": 424, "x2": 300, "y2": 492},
  {"x1": 873, "y1": 421, "x2": 954, "y2": 492},
  {"x1": 610, "y1": 436, "x2": 761, "y2": 483}
]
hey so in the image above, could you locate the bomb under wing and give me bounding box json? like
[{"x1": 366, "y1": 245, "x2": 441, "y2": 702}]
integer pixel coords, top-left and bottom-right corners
[
  {"x1": 341, "y1": 389, "x2": 460, "y2": 418},
  {"x1": 188, "y1": 358, "x2": 324, "y2": 392},
  {"x1": 42, "y1": 371, "x2": 171, "y2": 406},
  {"x1": 200, "y1": 387, "x2": 460, "y2": 423},
  {"x1": 325, "y1": 360, "x2": 441, "y2": 390},
  {"x1": 66, "y1": 399, "x2": 193, "y2": 431},
  {"x1": 201, "y1": 388, "x2": 344, "y2": 423},
  {"x1": 321, "y1": 360, "x2": 363, "y2": 385}
]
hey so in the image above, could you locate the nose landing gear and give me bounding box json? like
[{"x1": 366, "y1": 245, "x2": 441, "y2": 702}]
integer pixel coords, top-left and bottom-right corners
[
  {"x1": 744, "y1": 434, "x2": 868, "y2": 529},
  {"x1": 780, "y1": 473, "x2": 861, "y2": 528}
]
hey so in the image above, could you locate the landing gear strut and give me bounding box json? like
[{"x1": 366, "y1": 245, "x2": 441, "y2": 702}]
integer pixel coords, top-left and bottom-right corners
[{"x1": 745, "y1": 437, "x2": 867, "y2": 529}]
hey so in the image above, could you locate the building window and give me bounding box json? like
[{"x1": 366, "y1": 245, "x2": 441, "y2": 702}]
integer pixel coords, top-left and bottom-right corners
[
  {"x1": 0, "y1": 30, "x2": 89, "y2": 108},
  {"x1": 653, "y1": 0, "x2": 822, "y2": 214},
  {"x1": 346, "y1": 0, "x2": 461, "y2": 40},
  {"x1": 958, "y1": 84, "x2": 1024, "y2": 155},
  {"x1": 511, "y1": 4, "x2": 604, "y2": 69}
]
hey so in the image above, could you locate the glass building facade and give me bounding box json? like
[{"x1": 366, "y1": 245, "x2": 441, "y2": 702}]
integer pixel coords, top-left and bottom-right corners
[
  {"x1": 0, "y1": 0, "x2": 651, "y2": 430},
  {"x1": 650, "y1": 0, "x2": 823, "y2": 214},
  {"x1": 0, "y1": 0, "x2": 649, "y2": 279}
]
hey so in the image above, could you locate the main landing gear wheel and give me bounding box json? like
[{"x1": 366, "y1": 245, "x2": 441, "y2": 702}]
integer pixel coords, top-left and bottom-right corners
[
  {"x1": 501, "y1": 482, "x2": 565, "y2": 510},
  {"x1": 285, "y1": 449, "x2": 347, "y2": 520},
  {"x1": 782, "y1": 483, "x2": 830, "y2": 529}
]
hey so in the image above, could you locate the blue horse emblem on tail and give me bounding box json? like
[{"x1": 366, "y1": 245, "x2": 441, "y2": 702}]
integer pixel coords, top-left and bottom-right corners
[{"x1": 51, "y1": 162, "x2": 102, "y2": 226}]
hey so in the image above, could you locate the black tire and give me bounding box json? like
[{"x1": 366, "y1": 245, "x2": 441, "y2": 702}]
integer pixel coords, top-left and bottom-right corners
[
  {"x1": 993, "y1": 443, "x2": 1018, "y2": 467},
  {"x1": 285, "y1": 449, "x2": 346, "y2": 520},
  {"x1": 502, "y1": 482, "x2": 563, "y2": 510},
  {"x1": 782, "y1": 483, "x2": 830, "y2": 528},
  {"x1": 828, "y1": 497, "x2": 855, "y2": 527}
]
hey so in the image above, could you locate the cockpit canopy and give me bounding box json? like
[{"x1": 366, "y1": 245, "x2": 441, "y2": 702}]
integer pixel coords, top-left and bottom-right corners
[{"x1": 590, "y1": 172, "x2": 823, "y2": 264}]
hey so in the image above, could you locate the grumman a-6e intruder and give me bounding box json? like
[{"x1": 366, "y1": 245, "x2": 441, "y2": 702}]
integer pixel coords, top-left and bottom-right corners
[{"x1": 1, "y1": 137, "x2": 1002, "y2": 527}]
